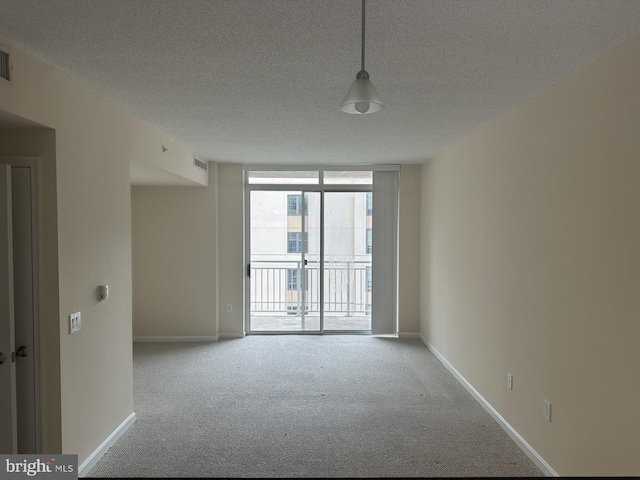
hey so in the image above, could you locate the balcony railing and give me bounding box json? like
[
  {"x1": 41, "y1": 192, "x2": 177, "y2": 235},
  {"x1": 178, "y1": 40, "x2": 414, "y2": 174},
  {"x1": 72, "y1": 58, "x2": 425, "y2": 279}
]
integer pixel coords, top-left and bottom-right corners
[{"x1": 250, "y1": 260, "x2": 371, "y2": 316}]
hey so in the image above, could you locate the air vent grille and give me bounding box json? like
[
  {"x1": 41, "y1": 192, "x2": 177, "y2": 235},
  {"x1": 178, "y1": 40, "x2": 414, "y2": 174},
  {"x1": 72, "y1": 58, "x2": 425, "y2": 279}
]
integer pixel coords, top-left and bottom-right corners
[
  {"x1": 0, "y1": 48, "x2": 11, "y2": 83},
  {"x1": 194, "y1": 158, "x2": 207, "y2": 171}
]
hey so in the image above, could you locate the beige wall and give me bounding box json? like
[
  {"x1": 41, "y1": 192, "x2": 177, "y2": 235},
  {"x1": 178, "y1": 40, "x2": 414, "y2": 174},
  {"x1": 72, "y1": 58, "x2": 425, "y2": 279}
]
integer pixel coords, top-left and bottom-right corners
[
  {"x1": 131, "y1": 165, "x2": 218, "y2": 337},
  {"x1": 129, "y1": 116, "x2": 208, "y2": 187},
  {"x1": 0, "y1": 128, "x2": 61, "y2": 453},
  {"x1": 0, "y1": 40, "x2": 133, "y2": 463},
  {"x1": 420, "y1": 34, "x2": 640, "y2": 476},
  {"x1": 0, "y1": 38, "x2": 195, "y2": 464},
  {"x1": 398, "y1": 164, "x2": 422, "y2": 333},
  {"x1": 217, "y1": 164, "x2": 245, "y2": 335},
  {"x1": 129, "y1": 162, "x2": 245, "y2": 339},
  {"x1": 56, "y1": 91, "x2": 133, "y2": 466}
]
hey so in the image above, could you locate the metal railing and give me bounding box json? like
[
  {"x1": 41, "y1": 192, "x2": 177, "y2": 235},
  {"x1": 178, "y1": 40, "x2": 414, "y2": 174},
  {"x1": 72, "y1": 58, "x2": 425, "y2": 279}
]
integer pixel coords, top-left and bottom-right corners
[{"x1": 250, "y1": 260, "x2": 371, "y2": 316}]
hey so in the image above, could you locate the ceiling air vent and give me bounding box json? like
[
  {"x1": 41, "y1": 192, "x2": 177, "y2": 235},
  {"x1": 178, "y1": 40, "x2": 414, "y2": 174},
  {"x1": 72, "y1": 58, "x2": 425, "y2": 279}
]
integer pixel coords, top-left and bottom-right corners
[
  {"x1": 193, "y1": 157, "x2": 207, "y2": 171},
  {"x1": 0, "y1": 47, "x2": 11, "y2": 84}
]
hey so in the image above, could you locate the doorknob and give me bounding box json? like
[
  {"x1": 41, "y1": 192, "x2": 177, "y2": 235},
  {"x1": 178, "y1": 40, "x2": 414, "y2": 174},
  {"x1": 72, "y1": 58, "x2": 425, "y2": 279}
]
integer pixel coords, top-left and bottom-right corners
[
  {"x1": 0, "y1": 352, "x2": 5, "y2": 364},
  {"x1": 16, "y1": 346, "x2": 29, "y2": 358}
]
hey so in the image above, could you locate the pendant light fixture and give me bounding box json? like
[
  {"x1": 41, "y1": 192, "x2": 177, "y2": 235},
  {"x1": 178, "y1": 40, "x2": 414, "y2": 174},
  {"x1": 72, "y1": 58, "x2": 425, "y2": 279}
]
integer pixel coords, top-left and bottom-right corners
[{"x1": 340, "y1": 0, "x2": 384, "y2": 114}]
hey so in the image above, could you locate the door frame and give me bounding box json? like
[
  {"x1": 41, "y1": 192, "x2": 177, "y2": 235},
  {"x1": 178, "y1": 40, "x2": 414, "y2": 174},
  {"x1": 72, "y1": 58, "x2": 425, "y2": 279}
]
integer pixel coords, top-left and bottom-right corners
[
  {"x1": 0, "y1": 164, "x2": 17, "y2": 453},
  {"x1": 245, "y1": 188, "x2": 329, "y2": 334},
  {"x1": 0, "y1": 156, "x2": 42, "y2": 453},
  {"x1": 243, "y1": 166, "x2": 378, "y2": 335}
]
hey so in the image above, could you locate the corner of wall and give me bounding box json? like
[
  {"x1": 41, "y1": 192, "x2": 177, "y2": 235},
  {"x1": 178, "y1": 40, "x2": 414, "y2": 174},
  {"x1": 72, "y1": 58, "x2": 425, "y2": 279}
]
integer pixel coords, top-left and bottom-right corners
[
  {"x1": 217, "y1": 164, "x2": 245, "y2": 336},
  {"x1": 212, "y1": 162, "x2": 220, "y2": 337}
]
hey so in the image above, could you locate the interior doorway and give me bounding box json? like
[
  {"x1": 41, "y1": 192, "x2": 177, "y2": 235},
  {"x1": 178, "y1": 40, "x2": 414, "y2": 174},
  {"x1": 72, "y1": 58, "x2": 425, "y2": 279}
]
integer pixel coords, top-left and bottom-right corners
[{"x1": 0, "y1": 159, "x2": 41, "y2": 454}]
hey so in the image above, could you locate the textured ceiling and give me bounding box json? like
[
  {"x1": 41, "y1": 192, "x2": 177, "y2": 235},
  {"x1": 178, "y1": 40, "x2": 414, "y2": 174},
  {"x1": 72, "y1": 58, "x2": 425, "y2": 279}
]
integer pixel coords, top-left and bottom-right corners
[{"x1": 1, "y1": 0, "x2": 640, "y2": 166}]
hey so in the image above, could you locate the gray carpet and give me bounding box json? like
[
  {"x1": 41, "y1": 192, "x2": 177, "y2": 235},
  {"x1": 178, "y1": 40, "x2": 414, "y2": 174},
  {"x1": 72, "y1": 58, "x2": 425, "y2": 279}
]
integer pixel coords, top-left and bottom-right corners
[{"x1": 87, "y1": 336, "x2": 543, "y2": 478}]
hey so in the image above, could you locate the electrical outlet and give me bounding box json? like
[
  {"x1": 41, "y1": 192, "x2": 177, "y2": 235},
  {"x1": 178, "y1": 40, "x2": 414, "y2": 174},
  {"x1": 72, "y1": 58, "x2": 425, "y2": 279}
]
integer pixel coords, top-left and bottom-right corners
[
  {"x1": 69, "y1": 311, "x2": 81, "y2": 334},
  {"x1": 226, "y1": 304, "x2": 233, "y2": 313},
  {"x1": 507, "y1": 373, "x2": 513, "y2": 390},
  {"x1": 543, "y1": 400, "x2": 551, "y2": 422}
]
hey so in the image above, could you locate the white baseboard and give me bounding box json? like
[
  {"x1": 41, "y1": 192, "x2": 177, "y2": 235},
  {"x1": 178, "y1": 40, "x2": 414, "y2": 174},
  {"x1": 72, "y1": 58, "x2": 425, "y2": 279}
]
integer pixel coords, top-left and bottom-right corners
[
  {"x1": 78, "y1": 412, "x2": 136, "y2": 477},
  {"x1": 219, "y1": 332, "x2": 246, "y2": 339},
  {"x1": 133, "y1": 336, "x2": 219, "y2": 342},
  {"x1": 417, "y1": 334, "x2": 558, "y2": 477}
]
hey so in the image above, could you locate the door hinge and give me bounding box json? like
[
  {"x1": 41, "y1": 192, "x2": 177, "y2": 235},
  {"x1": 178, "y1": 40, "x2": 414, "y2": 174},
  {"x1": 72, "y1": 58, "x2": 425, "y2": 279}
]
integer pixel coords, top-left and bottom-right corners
[{"x1": 246, "y1": 263, "x2": 251, "y2": 277}]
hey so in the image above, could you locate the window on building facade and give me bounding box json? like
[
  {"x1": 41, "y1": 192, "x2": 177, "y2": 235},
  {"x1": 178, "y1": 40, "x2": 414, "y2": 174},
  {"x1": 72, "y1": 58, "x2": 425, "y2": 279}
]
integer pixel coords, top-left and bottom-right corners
[
  {"x1": 287, "y1": 268, "x2": 309, "y2": 290},
  {"x1": 366, "y1": 228, "x2": 372, "y2": 254},
  {"x1": 287, "y1": 232, "x2": 305, "y2": 253},
  {"x1": 287, "y1": 194, "x2": 302, "y2": 216},
  {"x1": 366, "y1": 192, "x2": 372, "y2": 216},
  {"x1": 366, "y1": 266, "x2": 372, "y2": 292}
]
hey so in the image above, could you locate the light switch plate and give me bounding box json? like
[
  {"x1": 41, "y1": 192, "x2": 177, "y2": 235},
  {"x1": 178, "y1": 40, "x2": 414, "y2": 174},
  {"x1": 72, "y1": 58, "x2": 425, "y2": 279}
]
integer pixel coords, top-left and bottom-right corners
[
  {"x1": 69, "y1": 311, "x2": 81, "y2": 334},
  {"x1": 543, "y1": 400, "x2": 552, "y2": 422}
]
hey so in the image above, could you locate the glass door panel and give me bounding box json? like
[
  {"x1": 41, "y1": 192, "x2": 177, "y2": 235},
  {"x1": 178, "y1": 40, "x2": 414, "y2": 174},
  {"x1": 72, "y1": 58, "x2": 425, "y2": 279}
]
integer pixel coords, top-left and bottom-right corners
[
  {"x1": 323, "y1": 192, "x2": 372, "y2": 331},
  {"x1": 249, "y1": 191, "x2": 320, "y2": 332}
]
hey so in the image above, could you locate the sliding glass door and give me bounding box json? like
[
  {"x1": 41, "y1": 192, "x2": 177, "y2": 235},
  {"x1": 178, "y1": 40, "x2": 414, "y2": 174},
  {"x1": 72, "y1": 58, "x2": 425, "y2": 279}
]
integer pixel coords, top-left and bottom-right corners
[
  {"x1": 247, "y1": 189, "x2": 372, "y2": 333},
  {"x1": 248, "y1": 191, "x2": 320, "y2": 332},
  {"x1": 323, "y1": 192, "x2": 371, "y2": 331},
  {"x1": 245, "y1": 167, "x2": 397, "y2": 335}
]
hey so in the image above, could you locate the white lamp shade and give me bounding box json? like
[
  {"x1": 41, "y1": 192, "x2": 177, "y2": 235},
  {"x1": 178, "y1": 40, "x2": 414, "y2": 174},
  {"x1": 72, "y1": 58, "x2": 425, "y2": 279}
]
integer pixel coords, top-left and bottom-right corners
[{"x1": 340, "y1": 77, "x2": 384, "y2": 114}]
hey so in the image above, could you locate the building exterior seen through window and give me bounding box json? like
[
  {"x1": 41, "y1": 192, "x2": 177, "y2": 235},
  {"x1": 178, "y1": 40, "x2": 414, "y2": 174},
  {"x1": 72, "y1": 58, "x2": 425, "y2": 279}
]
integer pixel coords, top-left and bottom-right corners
[
  {"x1": 287, "y1": 194, "x2": 305, "y2": 216},
  {"x1": 287, "y1": 232, "x2": 305, "y2": 253},
  {"x1": 287, "y1": 268, "x2": 309, "y2": 291},
  {"x1": 249, "y1": 190, "x2": 372, "y2": 330}
]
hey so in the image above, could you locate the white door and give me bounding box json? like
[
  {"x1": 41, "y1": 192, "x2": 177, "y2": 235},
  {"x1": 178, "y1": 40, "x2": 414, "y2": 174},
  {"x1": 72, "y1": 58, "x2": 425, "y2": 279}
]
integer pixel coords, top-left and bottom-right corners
[{"x1": 0, "y1": 165, "x2": 17, "y2": 453}]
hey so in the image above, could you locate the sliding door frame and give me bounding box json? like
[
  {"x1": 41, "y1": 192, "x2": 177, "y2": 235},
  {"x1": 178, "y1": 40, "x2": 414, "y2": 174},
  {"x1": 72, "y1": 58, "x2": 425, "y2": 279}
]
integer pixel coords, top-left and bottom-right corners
[
  {"x1": 243, "y1": 165, "x2": 399, "y2": 336},
  {"x1": 245, "y1": 185, "x2": 371, "y2": 335}
]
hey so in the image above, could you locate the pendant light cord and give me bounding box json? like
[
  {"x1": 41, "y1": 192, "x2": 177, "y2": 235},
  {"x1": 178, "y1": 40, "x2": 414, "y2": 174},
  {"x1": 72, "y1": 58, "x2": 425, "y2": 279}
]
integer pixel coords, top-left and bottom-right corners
[{"x1": 361, "y1": 0, "x2": 366, "y2": 72}]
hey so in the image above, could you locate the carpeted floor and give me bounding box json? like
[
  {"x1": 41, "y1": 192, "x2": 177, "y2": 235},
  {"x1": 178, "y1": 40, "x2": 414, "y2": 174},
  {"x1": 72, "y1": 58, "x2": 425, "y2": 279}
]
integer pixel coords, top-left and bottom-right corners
[{"x1": 87, "y1": 336, "x2": 543, "y2": 478}]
